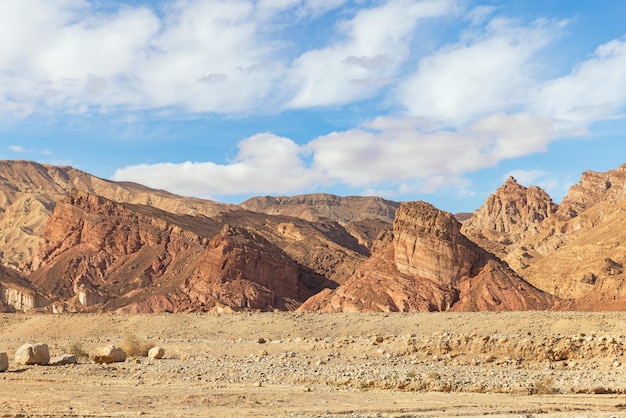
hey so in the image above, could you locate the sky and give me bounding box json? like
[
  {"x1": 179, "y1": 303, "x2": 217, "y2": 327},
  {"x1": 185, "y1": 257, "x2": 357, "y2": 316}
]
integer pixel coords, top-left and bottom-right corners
[{"x1": 2, "y1": 0, "x2": 626, "y2": 213}]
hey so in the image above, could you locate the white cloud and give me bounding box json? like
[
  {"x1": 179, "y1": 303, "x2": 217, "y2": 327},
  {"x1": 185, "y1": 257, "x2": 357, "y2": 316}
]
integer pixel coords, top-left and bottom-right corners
[
  {"x1": 533, "y1": 39, "x2": 626, "y2": 123},
  {"x1": 0, "y1": 0, "x2": 289, "y2": 115},
  {"x1": 398, "y1": 17, "x2": 556, "y2": 125},
  {"x1": 113, "y1": 112, "x2": 583, "y2": 199},
  {"x1": 8, "y1": 145, "x2": 24, "y2": 153},
  {"x1": 287, "y1": 0, "x2": 457, "y2": 107},
  {"x1": 307, "y1": 113, "x2": 574, "y2": 187},
  {"x1": 112, "y1": 133, "x2": 321, "y2": 197}
]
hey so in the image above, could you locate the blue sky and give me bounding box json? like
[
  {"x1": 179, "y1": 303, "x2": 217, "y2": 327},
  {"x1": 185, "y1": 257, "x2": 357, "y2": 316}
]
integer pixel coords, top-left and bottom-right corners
[{"x1": 2, "y1": 0, "x2": 626, "y2": 213}]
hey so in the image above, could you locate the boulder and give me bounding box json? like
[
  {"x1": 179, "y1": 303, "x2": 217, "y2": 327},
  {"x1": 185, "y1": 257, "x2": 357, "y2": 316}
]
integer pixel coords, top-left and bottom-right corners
[
  {"x1": 0, "y1": 351, "x2": 8, "y2": 371},
  {"x1": 91, "y1": 345, "x2": 126, "y2": 364},
  {"x1": 49, "y1": 353, "x2": 77, "y2": 366},
  {"x1": 147, "y1": 346, "x2": 165, "y2": 360},
  {"x1": 15, "y1": 342, "x2": 50, "y2": 365}
]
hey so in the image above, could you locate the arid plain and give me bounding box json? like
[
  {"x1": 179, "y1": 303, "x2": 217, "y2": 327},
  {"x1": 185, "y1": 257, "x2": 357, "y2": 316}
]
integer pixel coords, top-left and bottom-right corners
[{"x1": 2, "y1": 311, "x2": 626, "y2": 417}]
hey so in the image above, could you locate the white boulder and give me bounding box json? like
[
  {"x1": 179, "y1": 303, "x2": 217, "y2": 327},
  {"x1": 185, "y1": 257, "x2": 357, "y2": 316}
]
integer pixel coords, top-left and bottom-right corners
[
  {"x1": 15, "y1": 343, "x2": 50, "y2": 366},
  {"x1": 148, "y1": 346, "x2": 165, "y2": 359},
  {"x1": 91, "y1": 345, "x2": 126, "y2": 364}
]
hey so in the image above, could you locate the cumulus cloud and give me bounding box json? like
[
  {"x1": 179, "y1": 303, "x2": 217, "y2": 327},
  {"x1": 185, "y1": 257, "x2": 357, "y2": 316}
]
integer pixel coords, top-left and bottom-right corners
[
  {"x1": 398, "y1": 17, "x2": 556, "y2": 125},
  {"x1": 112, "y1": 133, "x2": 321, "y2": 197},
  {"x1": 287, "y1": 0, "x2": 457, "y2": 107},
  {"x1": 113, "y1": 112, "x2": 583, "y2": 199},
  {"x1": 533, "y1": 39, "x2": 626, "y2": 123},
  {"x1": 0, "y1": 0, "x2": 456, "y2": 116}
]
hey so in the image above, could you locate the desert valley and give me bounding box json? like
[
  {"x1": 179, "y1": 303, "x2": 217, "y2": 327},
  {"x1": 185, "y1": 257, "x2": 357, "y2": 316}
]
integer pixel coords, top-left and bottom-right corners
[{"x1": 3, "y1": 160, "x2": 626, "y2": 416}]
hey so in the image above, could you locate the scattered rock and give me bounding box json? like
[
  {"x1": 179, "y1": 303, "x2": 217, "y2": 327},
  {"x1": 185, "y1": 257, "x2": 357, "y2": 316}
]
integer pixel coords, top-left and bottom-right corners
[
  {"x1": 49, "y1": 354, "x2": 77, "y2": 366},
  {"x1": 0, "y1": 352, "x2": 8, "y2": 372},
  {"x1": 91, "y1": 345, "x2": 127, "y2": 364},
  {"x1": 148, "y1": 347, "x2": 165, "y2": 360},
  {"x1": 15, "y1": 343, "x2": 50, "y2": 366}
]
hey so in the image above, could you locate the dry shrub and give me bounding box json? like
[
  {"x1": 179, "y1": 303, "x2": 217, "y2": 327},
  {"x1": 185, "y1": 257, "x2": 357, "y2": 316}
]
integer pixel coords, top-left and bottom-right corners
[
  {"x1": 121, "y1": 334, "x2": 155, "y2": 357},
  {"x1": 68, "y1": 342, "x2": 89, "y2": 359}
]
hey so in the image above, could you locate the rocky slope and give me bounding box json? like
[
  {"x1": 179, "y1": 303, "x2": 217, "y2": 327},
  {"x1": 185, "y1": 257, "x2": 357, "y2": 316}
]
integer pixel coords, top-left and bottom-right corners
[
  {"x1": 0, "y1": 264, "x2": 48, "y2": 312},
  {"x1": 25, "y1": 190, "x2": 353, "y2": 313},
  {"x1": 461, "y1": 176, "x2": 557, "y2": 271},
  {"x1": 460, "y1": 163, "x2": 626, "y2": 310},
  {"x1": 0, "y1": 160, "x2": 232, "y2": 271},
  {"x1": 298, "y1": 201, "x2": 553, "y2": 312},
  {"x1": 5, "y1": 159, "x2": 626, "y2": 313},
  {"x1": 239, "y1": 193, "x2": 398, "y2": 224}
]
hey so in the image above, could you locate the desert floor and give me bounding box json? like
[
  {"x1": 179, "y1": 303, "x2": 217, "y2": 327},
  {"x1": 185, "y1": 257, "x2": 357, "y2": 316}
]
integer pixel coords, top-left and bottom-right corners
[{"x1": 2, "y1": 312, "x2": 626, "y2": 417}]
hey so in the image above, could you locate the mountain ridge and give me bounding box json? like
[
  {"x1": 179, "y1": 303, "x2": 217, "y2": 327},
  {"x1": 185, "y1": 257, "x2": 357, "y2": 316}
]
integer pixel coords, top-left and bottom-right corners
[{"x1": 1, "y1": 159, "x2": 626, "y2": 312}]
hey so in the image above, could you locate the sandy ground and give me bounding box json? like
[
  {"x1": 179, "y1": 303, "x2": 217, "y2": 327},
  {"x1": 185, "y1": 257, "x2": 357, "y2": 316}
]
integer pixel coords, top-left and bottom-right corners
[{"x1": 1, "y1": 312, "x2": 626, "y2": 417}]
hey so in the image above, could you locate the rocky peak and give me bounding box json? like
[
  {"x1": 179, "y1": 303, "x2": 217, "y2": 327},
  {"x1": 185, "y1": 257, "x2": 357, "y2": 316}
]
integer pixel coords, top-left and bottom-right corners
[
  {"x1": 299, "y1": 201, "x2": 553, "y2": 312},
  {"x1": 393, "y1": 201, "x2": 482, "y2": 287},
  {"x1": 464, "y1": 176, "x2": 557, "y2": 235},
  {"x1": 557, "y1": 164, "x2": 626, "y2": 219}
]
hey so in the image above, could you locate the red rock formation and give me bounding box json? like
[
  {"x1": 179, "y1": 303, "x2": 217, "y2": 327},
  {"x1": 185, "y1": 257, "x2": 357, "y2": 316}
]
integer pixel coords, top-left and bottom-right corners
[
  {"x1": 239, "y1": 193, "x2": 398, "y2": 224},
  {"x1": 27, "y1": 190, "x2": 335, "y2": 312},
  {"x1": 182, "y1": 224, "x2": 303, "y2": 311},
  {"x1": 557, "y1": 164, "x2": 626, "y2": 220},
  {"x1": 466, "y1": 176, "x2": 557, "y2": 234},
  {"x1": 0, "y1": 264, "x2": 49, "y2": 311},
  {"x1": 298, "y1": 201, "x2": 553, "y2": 312}
]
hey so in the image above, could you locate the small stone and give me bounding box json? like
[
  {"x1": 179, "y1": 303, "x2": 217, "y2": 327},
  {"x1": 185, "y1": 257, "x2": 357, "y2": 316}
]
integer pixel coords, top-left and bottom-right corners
[
  {"x1": 257, "y1": 337, "x2": 266, "y2": 344},
  {"x1": 49, "y1": 354, "x2": 77, "y2": 366},
  {"x1": 148, "y1": 347, "x2": 165, "y2": 360},
  {"x1": 0, "y1": 352, "x2": 8, "y2": 372}
]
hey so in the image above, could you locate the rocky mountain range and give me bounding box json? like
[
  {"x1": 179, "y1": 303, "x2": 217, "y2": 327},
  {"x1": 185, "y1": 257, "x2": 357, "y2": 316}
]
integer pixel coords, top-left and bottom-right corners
[{"x1": 1, "y1": 160, "x2": 626, "y2": 313}]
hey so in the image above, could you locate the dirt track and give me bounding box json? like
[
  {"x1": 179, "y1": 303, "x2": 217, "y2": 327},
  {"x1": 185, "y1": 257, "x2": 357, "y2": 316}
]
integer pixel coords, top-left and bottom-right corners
[{"x1": 1, "y1": 312, "x2": 626, "y2": 417}]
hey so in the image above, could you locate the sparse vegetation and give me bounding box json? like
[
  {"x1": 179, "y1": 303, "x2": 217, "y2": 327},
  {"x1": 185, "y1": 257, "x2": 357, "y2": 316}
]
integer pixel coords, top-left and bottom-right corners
[
  {"x1": 121, "y1": 334, "x2": 155, "y2": 357},
  {"x1": 67, "y1": 342, "x2": 89, "y2": 359}
]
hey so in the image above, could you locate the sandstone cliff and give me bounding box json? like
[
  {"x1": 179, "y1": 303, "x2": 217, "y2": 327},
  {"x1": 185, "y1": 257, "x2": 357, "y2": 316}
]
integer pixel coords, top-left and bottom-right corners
[
  {"x1": 298, "y1": 201, "x2": 553, "y2": 312},
  {"x1": 556, "y1": 164, "x2": 626, "y2": 220},
  {"x1": 0, "y1": 264, "x2": 48, "y2": 311},
  {"x1": 461, "y1": 163, "x2": 626, "y2": 310}
]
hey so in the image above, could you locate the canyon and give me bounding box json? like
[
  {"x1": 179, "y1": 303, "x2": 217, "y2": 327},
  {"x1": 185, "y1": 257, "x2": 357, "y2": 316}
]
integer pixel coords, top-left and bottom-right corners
[{"x1": 1, "y1": 160, "x2": 626, "y2": 313}]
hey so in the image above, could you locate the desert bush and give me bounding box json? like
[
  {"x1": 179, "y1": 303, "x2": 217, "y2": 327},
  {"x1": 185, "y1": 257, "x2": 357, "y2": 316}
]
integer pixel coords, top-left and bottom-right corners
[
  {"x1": 121, "y1": 334, "x2": 154, "y2": 357},
  {"x1": 68, "y1": 342, "x2": 89, "y2": 359}
]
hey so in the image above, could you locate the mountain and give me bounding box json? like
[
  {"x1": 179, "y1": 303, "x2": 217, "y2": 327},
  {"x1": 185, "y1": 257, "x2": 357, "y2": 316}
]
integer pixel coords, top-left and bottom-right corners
[
  {"x1": 297, "y1": 201, "x2": 553, "y2": 312},
  {"x1": 462, "y1": 163, "x2": 626, "y2": 310},
  {"x1": 239, "y1": 193, "x2": 398, "y2": 224},
  {"x1": 4, "y1": 159, "x2": 626, "y2": 313},
  {"x1": 25, "y1": 189, "x2": 361, "y2": 312},
  {"x1": 0, "y1": 160, "x2": 232, "y2": 272},
  {"x1": 461, "y1": 176, "x2": 558, "y2": 272}
]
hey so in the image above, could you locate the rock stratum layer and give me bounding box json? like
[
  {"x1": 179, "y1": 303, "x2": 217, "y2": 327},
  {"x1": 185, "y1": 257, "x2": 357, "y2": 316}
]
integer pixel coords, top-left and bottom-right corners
[
  {"x1": 3, "y1": 160, "x2": 626, "y2": 312},
  {"x1": 298, "y1": 201, "x2": 552, "y2": 312}
]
